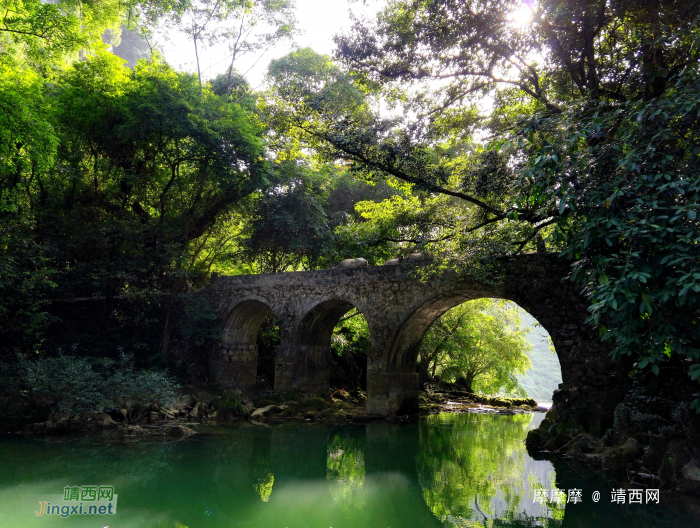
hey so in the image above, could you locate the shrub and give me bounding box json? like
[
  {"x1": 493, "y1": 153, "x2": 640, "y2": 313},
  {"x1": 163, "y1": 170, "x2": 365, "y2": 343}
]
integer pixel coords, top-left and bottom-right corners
[
  {"x1": 105, "y1": 368, "x2": 179, "y2": 423},
  {"x1": 210, "y1": 394, "x2": 246, "y2": 418},
  {"x1": 3, "y1": 353, "x2": 179, "y2": 424},
  {"x1": 18, "y1": 355, "x2": 109, "y2": 416}
]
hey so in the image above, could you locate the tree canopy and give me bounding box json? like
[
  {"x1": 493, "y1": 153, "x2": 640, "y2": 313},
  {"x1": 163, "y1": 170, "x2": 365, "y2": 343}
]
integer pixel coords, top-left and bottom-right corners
[
  {"x1": 0, "y1": 5, "x2": 274, "y2": 355},
  {"x1": 419, "y1": 299, "x2": 532, "y2": 396}
]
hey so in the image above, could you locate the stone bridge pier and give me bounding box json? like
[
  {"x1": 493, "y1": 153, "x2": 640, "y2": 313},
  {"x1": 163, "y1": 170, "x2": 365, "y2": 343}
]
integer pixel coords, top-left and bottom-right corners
[{"x1": 194, "y1": 254, "x2": 624, "y2": 424}]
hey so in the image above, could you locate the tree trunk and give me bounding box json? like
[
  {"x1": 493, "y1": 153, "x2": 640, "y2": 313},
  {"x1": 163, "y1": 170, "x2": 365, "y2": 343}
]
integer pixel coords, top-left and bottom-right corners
[
  {"x1": 194, "y1": 37, "x2": 203, "y2": 98},
  {"x1": 160, "y1": 285, "x2": 181, "y2": 366},
  {"x1": 416, "y1": 360, "x2": 430, "y2": 385},
  {"x1": 464, "y1": 372, "x2": 476, "y2": 393},
  {"x1": 160, "y1": 305, "x2": 172, "y2": 366}
]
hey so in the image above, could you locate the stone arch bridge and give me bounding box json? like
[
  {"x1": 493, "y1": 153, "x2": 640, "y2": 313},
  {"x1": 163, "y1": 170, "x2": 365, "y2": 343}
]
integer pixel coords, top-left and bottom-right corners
[{"x1": 193, "y1": 255, "x2": 622, "y2": 427}]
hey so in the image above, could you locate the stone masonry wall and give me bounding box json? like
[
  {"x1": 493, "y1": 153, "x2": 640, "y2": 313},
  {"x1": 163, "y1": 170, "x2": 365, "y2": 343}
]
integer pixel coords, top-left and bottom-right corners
[{"x1": 216, "y1": 343, "x2": 258, "y2": 389}]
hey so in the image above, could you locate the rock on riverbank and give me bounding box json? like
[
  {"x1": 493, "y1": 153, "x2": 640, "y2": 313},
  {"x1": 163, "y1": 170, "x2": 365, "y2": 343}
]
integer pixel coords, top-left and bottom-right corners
[
  {"x1": 526, "y1": 367, "x2": 700, "y2": 496},
  {"x1": 419, "y1": 388, "x2": 539, "y2": 414}
]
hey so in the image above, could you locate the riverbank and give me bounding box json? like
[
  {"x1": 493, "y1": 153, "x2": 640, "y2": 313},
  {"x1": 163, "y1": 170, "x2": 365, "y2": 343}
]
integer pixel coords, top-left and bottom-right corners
[
  {"x1": 7, "y1": 387, "x2": 542, "y2": 437},
  {"x1": 419, "y1": 387, "x2": 541, "y2": 414}
]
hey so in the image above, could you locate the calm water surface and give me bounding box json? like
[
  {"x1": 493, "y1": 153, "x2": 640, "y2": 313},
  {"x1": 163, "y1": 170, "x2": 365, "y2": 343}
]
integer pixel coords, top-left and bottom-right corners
[{"x1": 1, "y1": 413, "x2": 699, "y2": 527}]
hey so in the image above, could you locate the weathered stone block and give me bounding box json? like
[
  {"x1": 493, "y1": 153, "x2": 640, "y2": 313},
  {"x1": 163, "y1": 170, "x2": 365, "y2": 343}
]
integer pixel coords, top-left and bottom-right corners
[
  {"x1": 214, "y1": 343, "x2": 258, "y2": 388},
  {"x1": 367, "y1": 372, "x2": 419, "y2": 416}
]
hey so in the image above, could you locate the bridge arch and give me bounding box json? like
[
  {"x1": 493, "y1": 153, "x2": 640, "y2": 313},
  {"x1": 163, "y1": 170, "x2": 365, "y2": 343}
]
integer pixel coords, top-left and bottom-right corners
[
  {"x1": 367, "y1": 257, "x2": 621, "y2": 430},
  {"x1": 216, "y1": 297, "x2": 274, "y2": 388},
  {"x1": 284, "y1": 297, "x2": 373, "y2": 393},
  {"x1": 386, "y1": 288, "x2": 571, "y2": 389},
  {"x1": 223, "y1": 297, "x2": 273, "y2": 344},
  {"x1": 386, "y1": 290, "x2": 499, "y2": 373},
  {"x1": 296, "y1": 297, "x2": 374, "y2": 348},
  {"x1": 387, "y1": 293, "x2": 563, "y2": 399}
]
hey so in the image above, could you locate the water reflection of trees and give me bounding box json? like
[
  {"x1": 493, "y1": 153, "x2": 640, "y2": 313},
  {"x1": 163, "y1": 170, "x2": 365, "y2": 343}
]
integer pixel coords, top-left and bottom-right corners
[
  {"x1": 255, "y1": 473, "x2": 274, "y2": 502},
  {"x1": 326, "y1": 428, "x2": 368, "y2": 517},
  {"x1": 418, "y1": 413, "x2": 563, "y2": 528},
  {"x1": 0, "y1": 436, "x2": 179, "y2": 487}
]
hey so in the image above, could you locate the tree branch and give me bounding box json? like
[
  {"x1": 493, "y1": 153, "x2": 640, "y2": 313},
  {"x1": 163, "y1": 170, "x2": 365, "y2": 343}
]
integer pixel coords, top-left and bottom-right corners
[{"x1": 296, "y1": 124, "x2": 509, "y2": 218}]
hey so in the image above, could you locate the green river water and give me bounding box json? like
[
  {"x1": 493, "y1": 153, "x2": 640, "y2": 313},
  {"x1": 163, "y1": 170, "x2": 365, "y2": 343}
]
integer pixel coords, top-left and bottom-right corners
[{"x1": 1, "y1": 412, "x2": 699, "y2": 528}]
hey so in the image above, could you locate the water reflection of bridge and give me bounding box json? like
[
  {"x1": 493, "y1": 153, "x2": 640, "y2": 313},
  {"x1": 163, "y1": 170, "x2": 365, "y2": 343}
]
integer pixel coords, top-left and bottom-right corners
[
  {"x1": 1, "y1": 416, "x2": 692, "y2": 527},
  {"x1": 191, "y1": 415, "x2": 561, "y2": 527},
  {"x1": 200, "y1": 421, "x2": 440, "y2": 527}
]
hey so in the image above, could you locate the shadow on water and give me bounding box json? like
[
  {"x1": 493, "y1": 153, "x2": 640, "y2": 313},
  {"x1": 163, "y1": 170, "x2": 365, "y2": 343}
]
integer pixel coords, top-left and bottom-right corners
[{"x1": 0, "y1": 414, "x2": 699, "y2": 527}]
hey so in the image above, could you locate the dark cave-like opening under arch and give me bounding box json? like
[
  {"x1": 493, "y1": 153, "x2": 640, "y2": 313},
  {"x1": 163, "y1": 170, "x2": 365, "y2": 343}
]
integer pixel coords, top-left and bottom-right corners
[
  {"x1": 217, "y1": 299, "x2": 274, "y2": 388},
  {"x1": 293, "y1": 299, "x2": 372, "y2": 393}
]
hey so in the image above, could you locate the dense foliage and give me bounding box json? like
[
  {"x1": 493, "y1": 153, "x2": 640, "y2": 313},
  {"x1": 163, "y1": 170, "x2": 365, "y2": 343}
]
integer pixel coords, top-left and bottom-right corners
[
  {"x1": 0, "y1": 351, "x2": 179, "y2": 422},
  {"x1": 0, "y1": 52, "x2": 269, "y2": 356},
  {"x1": 330, "y1": 308, "x2": 370, "y2": 389},
  {"x1": 515, "y1": 75, "x2": 700, "y2": 380},
  {"x1": 260, "y1": 1, "x2": 700, "y2": 399}
]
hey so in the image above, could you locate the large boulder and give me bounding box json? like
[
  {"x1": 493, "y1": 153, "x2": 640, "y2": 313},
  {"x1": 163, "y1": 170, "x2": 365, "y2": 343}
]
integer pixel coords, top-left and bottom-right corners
[
  {"x1": 94, "y1": 413, "x2": 117, "y2": 426},
  {"x1": 605, "y1": 437, "x2": 644, "y2": 471},
  {"x1": 334, "y1": 258, "x2": 368, "y2": 268},
  {"x1": 165, "y1": 425, "x2": 196, "y2": 437},
  {"x1": 525, "y1": 427, "x2": 550, "y2": 450},
  {"x1": 188, "y1": 402, "x2": 200, "y2": 418},
  {"x1": 250, "y1": 405, "x2": 287, "y2": 420},
  {"x1": 169, "y1": 394, "x2": 195, "y2": 412},
  {"x1": 680, "y1": 460, "x2": 700, "y2": 494},
  {"x1": 404, "y1": 253, "x2": 434, "y2": 263},
  {"x1": 331, "y1": 389, "x2": 352, "y2": 403}
]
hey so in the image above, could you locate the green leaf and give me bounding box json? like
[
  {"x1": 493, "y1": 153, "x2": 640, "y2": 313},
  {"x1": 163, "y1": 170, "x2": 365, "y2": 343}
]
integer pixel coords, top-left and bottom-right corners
[
  {"x1": 689, "y1": 364, "x2": 700, "y2": 381},
  {"x1": 691, "y1": 399, "x2": 700, "y2": 413}
]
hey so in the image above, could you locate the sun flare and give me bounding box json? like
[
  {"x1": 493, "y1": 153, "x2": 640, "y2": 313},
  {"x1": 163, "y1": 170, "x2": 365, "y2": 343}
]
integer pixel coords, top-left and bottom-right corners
[{"x1": 507, "y1": 5, "x2": 535, "y2": 28}]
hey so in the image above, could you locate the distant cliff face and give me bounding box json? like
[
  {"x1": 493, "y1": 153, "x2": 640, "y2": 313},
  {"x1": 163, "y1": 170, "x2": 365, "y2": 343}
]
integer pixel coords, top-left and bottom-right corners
[{"x1": 517, "y1": 309, "x2": 563, "y2": 402}]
